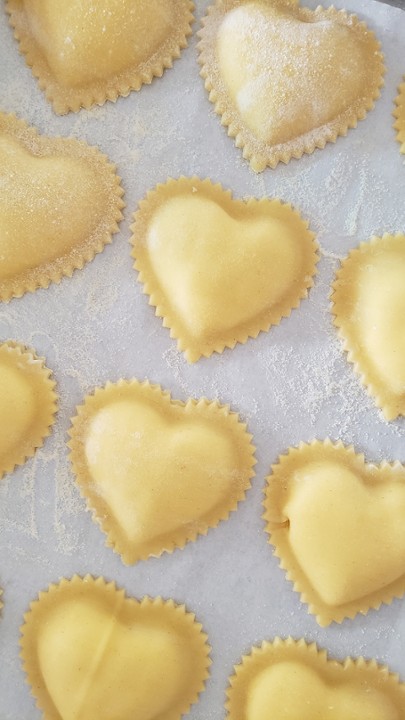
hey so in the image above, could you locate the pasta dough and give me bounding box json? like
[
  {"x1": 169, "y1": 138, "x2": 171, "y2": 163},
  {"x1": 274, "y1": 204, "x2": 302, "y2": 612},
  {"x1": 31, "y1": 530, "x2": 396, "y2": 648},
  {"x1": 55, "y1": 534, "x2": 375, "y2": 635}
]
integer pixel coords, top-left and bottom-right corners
[
  {"x1": 264, "y1": 440, "x2": 405, "y2": 626},
  {"x1": 7, "y1": 0, "x2": 194, "y2": 113},
  {"x1": 198, "y1": 0, "x2": 384, "y2": 171},
  {"x1": 21, "y1": 576, "x2": 210, "y2": 720},
  {"x1": 69, "y1": 379, "x2": 256, "y2": 564},
  {"x1": 131, "y1": 177, "x2": 318, "y2": 362}
]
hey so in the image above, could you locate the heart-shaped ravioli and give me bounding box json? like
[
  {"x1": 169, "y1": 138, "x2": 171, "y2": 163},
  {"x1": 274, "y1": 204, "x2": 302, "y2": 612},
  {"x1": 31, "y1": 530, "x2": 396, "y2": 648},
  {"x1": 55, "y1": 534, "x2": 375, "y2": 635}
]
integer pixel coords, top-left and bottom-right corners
[
  {"x1": 7, "y1": 0, "x2": 194, "y2": 114},
  {"x1": 332, "y1": 234, "x2": 405, "y2": 420},
  {"x1": 394, "y1": 80, "x2": 405, "y2": 154},
  {"x1": 21, "y1": 575, "x2": 210, "y2": 720},
  {"x1": 131, "y1": 177, "x2": 318, "y2": 362},
  {"x1": 264, "y1": 440, "x2": 405, "y2": 626},
  {"x1": 0, "y1": 113, "x2": 124, "y2": 302},
  {"x1": 226, "y1": 637, "x2": 405, "y2": 720},
  {"x1": 0, "y1": 341, "x2": 57, "y2": 479},
  {"x1": 69, "y1": 379, "x2": 256, "y2": 564},
  {"x1": 198, "y1": 0, "x2": 384, "y2": 171}
]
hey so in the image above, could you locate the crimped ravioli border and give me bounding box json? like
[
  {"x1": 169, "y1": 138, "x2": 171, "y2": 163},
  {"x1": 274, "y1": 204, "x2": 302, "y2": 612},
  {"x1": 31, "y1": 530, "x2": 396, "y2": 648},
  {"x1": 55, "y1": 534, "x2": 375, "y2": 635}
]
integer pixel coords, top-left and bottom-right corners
[
  {"x1": 226, "y1": 636, "x2": 405, "y2": 718},
  {"x1": 393, "y1": 79, "x2": 405, "y2": 154},
  {"x1": 0, "y1": 111, "x2": 125, "y2": 302},
  {"x1": 131, "y1": 176, "x2": 319, "y2": 362},
  {"x1": 198, "y1": 1, "x2": 385, "y2": 172},
  {"x1": 68, "y1": 378, "x2": 256, "y2": 564},
  {"x1": 263, "y1": 439, "x2": 405, "y2": 626},
  {"x1": 6, "y1": 0, "x2": 195, "y2": 114},
  {"x1": 0, "y1": 340, "x2": 58, "y2": 479},
  {"x1": 20, "y1": 574, "x2": 211, "y2": 720},
  {"x1": 331, "y1": 233, "x2": 405, "y2": 421}
]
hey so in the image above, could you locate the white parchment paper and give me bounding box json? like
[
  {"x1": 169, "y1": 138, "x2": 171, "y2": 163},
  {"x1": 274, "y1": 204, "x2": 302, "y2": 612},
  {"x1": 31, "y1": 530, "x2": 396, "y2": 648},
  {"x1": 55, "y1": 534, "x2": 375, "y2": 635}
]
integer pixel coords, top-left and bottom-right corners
[{"x1": 0, "y1": 0, "x2": 405, "y2": 717}]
